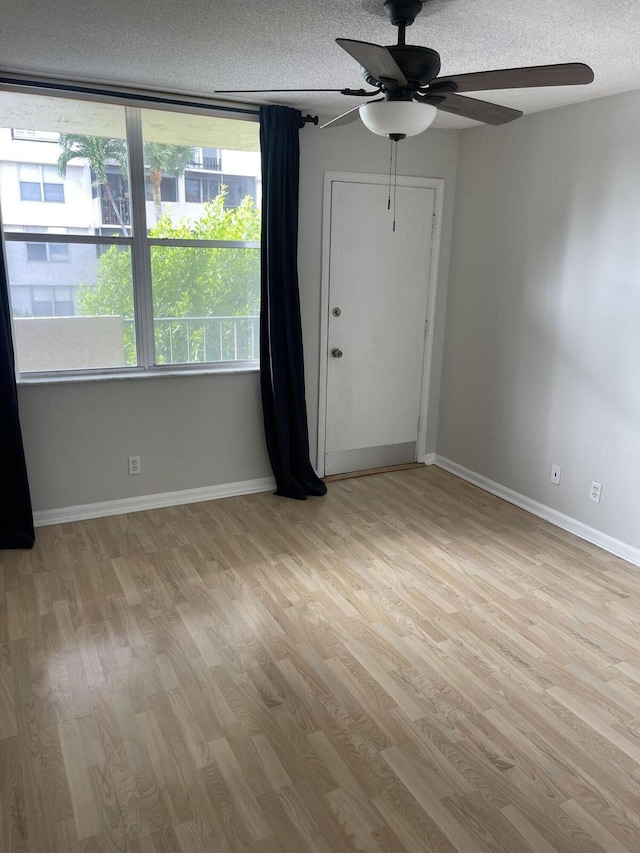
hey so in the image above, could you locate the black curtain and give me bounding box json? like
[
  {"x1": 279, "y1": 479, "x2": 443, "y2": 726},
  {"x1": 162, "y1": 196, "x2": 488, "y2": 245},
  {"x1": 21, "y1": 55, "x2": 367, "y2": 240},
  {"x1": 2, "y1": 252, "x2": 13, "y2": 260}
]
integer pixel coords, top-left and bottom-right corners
[
  {"x1": 259, "y1": 106, "x2": 327, "y2": 500},
  {"x1": 0, "y1": 238, "x2": 35, "y2": 548}
]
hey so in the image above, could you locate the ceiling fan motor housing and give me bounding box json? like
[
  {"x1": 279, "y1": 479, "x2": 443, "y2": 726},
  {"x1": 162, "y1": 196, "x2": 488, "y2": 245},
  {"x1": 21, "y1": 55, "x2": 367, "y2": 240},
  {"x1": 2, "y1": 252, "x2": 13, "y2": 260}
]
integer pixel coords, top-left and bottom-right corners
[{"x1": 387, "y1": 45, "x2": 441, "y2": 87}]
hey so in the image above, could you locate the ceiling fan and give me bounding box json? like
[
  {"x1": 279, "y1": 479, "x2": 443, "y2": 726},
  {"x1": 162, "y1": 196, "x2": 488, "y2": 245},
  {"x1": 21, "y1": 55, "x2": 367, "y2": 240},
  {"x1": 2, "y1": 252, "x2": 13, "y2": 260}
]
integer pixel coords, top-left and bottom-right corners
[{"x1": 215, "y1": 0, "x2": 594, "y2": 139}]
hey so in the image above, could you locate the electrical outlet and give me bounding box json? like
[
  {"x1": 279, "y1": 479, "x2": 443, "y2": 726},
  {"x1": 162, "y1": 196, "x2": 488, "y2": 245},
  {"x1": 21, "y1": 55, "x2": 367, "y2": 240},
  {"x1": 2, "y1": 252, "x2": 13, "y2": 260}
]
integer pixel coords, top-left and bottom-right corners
[
  {"x1": 550, "y1": 464, "x2": 561, "y2": 485},
  {"x1": 128, "y1": 455, "x2": 141, "y2": 475},
  {"x1": 590, "y1": 481, "x2": 602, "y2": 503}
]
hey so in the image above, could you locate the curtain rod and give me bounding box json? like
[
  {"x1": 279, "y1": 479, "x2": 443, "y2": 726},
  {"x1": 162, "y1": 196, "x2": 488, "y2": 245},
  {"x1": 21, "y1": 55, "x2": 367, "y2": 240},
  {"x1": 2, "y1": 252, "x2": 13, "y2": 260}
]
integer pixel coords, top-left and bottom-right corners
[{"x1": 0, "y1": 74, "x2": 319, "y2": 126}]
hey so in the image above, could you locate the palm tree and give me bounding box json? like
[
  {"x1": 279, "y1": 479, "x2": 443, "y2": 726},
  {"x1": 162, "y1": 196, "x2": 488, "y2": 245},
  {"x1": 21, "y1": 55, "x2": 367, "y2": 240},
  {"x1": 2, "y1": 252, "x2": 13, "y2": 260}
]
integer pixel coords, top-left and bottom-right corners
[
  {"x1": 57, "y1": 134, "x2": 130, "y2": 235},
  {"x1": 144, "y1": 144, "x2": 195, "y2": 223}
]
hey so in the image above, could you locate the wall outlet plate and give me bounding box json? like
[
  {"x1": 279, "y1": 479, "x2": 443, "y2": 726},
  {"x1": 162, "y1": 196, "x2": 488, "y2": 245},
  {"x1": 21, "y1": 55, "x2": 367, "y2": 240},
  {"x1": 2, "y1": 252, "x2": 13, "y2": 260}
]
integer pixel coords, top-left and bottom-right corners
[
  {"x1": 128, "y1": 456, "x2": 141, "y2": 475},
  {"x1": 550, "y1": 464, "x2": 562, "y2": 485},
  {"x1": 590, "y1": 481, "x2": 602, "y2": 502}
]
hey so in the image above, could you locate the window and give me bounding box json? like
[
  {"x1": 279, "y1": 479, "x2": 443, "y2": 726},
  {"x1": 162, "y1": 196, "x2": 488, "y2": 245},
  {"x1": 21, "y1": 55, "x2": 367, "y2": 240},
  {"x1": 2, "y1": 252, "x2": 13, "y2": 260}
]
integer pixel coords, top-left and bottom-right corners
[
  {"x1": 12, "y1": 129, "x2": 60, "y2": 143},
  {"x1": 202, "y1": 147, "x2": 221, "y2": 170},
  {"x1": 145, "y1": 173, "x2": 177, "y2": 202},
  {"x1": 141, "y1": 108, "x2": 260, "y2": 366},
  {"x1": 26, "y1": 242, "x2": 69, "y2": 262},
  {"x1": 0, "y1": 91, "x2": 261, "y2": 376},
  {"x1": 29, "y1": 286, "x2": 75, "y2": 317},
  {"x1": 188, "y1": 146, "x2": 221, "y2": 171},
  {"x1": 223, "y1": 174, "x2": 257, "y2": 208},
  {"x1": 185, "y1": 172, "x2": 221, "y2": 203},
  {"x1": 19, "y1": 164, "x2": 65, "y2": 202},
  {"x1": 25, "y1": 228, "x2": 70, "y2": 262}
]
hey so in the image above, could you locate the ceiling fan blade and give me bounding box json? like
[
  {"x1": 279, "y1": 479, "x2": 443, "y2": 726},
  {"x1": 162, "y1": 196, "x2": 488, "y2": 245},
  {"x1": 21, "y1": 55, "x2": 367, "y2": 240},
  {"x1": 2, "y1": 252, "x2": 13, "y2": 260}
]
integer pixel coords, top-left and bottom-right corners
[
  {"x1": 321, "y1": 99, "x2": 383, "y2": 129},
  {"x1": 336, "y1": 38, "x2": 408, "y2": 87},
  {"x1": 436, "y1": 93, "x2": 523, "y2": 125},
  {"x1": 431, "y1": 63, "x2": 594, "y2": 94},
  {"x1": 214, "y1": 88, "x2": 353, "y2": 94}
]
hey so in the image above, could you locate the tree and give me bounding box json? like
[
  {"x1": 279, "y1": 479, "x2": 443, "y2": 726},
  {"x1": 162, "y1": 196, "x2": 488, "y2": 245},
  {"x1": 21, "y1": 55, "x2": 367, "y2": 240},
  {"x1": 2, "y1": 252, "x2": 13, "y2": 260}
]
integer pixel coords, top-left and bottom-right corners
[
  {"x1": 57, "y1": 134, "x2": 130, "y2": 235},
  {"x1": 78, "y1": 190, "x2": 261, "y2": 364},
  {"x1": 144, "y1": 143, "x2": 195, "y2": 222}
]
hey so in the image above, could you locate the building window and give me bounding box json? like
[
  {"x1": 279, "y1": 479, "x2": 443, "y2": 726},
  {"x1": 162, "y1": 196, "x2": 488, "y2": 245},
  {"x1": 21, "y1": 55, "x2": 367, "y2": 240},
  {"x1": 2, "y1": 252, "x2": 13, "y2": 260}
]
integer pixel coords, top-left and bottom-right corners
[
  {"x1": 0, "y1": 90, "x2": 261, "y2": 376},
  {"x1": 223, "y1": 175, "x2": 257, "y2": 208},
  {"x1": 25, "y1": 227, "x2": 70, "y2": 262},
  {"x1": 12, "y1": 129, "x2": 60, "y2": 143},
  {"x1": 184, "y1": 172, "x2": 221, "y2": 203},
  {"x1": 145, "y1": 173, "x2": 177, "y2": 202},
  {"x1": 19, "y1": 164, "x2": 65, "y2": 202},
  {"x1": 29, "y1": 285, "x2": 75, "y2": 317},
  {"x1": 26, "y1": 241, "x2": 69, "y2": 262}
]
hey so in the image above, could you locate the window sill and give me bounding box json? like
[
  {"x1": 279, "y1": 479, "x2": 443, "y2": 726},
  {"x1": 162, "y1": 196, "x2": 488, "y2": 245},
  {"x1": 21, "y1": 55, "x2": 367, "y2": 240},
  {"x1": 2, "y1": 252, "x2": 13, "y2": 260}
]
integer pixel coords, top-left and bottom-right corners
[{"x1": 17, "y1": 362, "x2": 260, "y2": 386}]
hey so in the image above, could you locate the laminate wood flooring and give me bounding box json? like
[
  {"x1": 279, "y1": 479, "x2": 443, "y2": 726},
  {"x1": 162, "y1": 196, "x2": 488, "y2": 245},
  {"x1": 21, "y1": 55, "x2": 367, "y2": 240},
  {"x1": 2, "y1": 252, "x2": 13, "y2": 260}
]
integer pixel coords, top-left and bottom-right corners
[{"x1": 1, "y1": 466, "x2": 640, "y2": 852}]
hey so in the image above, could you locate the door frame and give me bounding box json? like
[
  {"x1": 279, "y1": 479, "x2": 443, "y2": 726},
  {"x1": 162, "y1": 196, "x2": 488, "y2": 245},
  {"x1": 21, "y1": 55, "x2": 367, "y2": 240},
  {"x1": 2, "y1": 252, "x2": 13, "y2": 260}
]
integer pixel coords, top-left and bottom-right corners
[{"x1": 316, "y1": 171, "x2": 445, "y2": 477}]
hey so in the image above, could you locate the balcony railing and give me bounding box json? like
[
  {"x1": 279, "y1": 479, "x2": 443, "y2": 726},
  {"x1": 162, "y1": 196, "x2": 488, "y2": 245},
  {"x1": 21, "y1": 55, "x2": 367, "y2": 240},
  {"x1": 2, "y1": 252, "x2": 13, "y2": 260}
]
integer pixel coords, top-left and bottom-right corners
[
  {"x1": 100, "y1": 197, "x2": 131, "y2": 227},
  {"x1": 188, "y1": 155, "x2": 222, "y2": 171},
  {"x1": 124, "y1": 315, "x2": 259, "y2": 364}
]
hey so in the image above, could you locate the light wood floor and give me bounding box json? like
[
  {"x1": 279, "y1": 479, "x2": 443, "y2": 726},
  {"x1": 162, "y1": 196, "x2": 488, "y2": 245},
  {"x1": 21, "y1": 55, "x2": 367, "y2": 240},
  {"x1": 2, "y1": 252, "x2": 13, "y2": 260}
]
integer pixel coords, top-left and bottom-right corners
[{"x1": 2, "y1": 467, "x2": 640, "y2": 852}]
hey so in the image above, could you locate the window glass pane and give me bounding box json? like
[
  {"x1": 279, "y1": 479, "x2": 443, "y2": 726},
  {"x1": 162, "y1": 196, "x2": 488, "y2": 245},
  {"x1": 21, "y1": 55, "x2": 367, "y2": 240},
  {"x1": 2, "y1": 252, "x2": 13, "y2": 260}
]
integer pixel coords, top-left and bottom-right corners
[
  {"x1": 26, "y1": 243, "x2": 48, "y2": 261},
  {"x1": 18, "y1": 163, "x2": 40, "y2": 181},
  {"x1": 160, "y1": 176, "x2": 177, "y2": 202},
  {"x1": 0, "y1": 94, "x2": 129, "y2": 235},
  {"x1": 150, "y1": 246, "x2": 259, "y2": 364},
  {"x1": 6, "y1": 242, "x2": 136, "y2": 372},
  {"x1": 141, "y1": 108, "x2": 260, "y2": 234},
  {"x1": 33, "y1": 286, "x2": 53, "y2": 301},
  {"x1": 223, "y1": 174, "x2": 257, "y2": 208},
  {"x1": 32, "y1": 301, "x2": 54, "y2": 318},
  {"x1": 43, "y1": 182, "x2": 65, "y2": 202},
  {"x1": 54, "y1": 301, "x2": 74, "y2": 317},
  {"x1": 42, "y1": 164, "x2": 62, "y2": 182},
  {"x1": 184, "y1": 176, "x2": 200, "y2": 204},
  {"x1": 20, "y1": 182, "x2": 42, "y2": 202},
  {"x1": 49, "y1": 243, "x2": 70, "y2": 261},
  {"x1": 203, "y1": 176, "x2": 221, "y2": 203}
]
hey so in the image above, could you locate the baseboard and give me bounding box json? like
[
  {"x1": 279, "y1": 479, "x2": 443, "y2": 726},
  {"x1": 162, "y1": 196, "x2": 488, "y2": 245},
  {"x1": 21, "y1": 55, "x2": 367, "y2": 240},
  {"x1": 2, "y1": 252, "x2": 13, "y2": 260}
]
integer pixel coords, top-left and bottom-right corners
[
  {"x1": 33, "y1": 476, "x2": 277, "y2": 527},
  {"x1": 434, "y1": 455, "x2": 640, "y2": 569}
]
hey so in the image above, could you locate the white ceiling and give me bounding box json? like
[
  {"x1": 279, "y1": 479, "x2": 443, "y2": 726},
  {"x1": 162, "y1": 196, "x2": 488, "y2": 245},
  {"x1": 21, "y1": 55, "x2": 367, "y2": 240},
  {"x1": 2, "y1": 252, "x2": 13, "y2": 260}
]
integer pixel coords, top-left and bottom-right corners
[{"x1": 0, "y1": 0, "x2": 638, "y2": 129}]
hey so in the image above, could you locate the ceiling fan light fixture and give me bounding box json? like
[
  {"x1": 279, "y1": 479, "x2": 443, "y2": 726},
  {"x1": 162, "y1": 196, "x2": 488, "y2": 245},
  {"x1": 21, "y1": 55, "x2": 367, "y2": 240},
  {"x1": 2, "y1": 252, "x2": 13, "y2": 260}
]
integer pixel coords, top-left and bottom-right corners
[{"x1": 359, "y1": 100, "x2": 437, "y2": 138}]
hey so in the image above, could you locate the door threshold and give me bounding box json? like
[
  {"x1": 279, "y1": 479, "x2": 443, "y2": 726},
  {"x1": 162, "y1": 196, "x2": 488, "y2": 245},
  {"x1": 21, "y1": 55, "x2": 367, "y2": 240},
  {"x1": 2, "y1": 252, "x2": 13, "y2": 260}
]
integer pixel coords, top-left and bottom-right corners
[{"x1": 324, "y1": 462, "x2": 424, "y2": 483}]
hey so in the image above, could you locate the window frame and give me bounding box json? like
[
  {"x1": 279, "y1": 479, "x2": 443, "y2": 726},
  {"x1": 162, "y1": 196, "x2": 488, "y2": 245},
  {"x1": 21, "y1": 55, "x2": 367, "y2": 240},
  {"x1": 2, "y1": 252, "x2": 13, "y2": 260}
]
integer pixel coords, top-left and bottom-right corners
[
  {"x1": 25, "y1": 239, "x2": 70, "y2": 263},
  {"x1": 18, "y1": 163, "x2": 65, "y2": 203},
  {"x1": 1, "y1": 93, "x2": 261, "y2": 381}
]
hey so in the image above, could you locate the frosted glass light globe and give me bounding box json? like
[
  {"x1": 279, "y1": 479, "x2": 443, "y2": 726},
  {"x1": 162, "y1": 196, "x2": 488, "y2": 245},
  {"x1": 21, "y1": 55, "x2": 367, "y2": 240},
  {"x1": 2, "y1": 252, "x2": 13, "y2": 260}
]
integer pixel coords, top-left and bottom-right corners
[{"x1": 359, "y1": 101, "x2": 437, "y2": 138}]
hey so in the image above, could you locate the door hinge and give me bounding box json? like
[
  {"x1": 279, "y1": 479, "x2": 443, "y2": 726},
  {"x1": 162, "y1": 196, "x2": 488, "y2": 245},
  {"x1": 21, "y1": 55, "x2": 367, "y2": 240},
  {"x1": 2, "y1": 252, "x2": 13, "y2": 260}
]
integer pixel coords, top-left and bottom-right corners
[
  {"x1": 418, "y1": 416, "x2": 422, "y2": 432},
  {"x1": 424, "y1": 319, "x2": 429, "y2": 337},
  {"x1": 431, "y1": 213, "x2": 437, "y2": 238}
]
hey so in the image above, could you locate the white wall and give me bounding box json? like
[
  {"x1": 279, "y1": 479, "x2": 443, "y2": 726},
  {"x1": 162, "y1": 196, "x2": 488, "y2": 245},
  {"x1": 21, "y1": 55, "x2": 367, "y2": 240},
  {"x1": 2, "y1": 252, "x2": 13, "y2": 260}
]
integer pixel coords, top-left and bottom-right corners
[
  {"x1": 438, "y1": 90, "x2": 640, "y2": 551},
  {"x1": 18, "y1": 120, "x2": 459, "y2": 513}
]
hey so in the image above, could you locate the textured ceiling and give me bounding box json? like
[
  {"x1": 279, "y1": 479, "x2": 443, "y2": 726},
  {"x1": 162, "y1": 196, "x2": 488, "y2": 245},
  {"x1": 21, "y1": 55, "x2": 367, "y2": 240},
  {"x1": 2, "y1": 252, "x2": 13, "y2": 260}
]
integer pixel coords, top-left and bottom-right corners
[{"x1": 0, "y1": 0, "x2": 638, "y2": 129}]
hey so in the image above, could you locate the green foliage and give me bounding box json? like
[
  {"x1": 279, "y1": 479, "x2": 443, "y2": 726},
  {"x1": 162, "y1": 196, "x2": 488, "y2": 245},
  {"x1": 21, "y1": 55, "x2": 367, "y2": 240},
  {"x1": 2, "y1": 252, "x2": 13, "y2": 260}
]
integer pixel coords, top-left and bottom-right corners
[
  {"x1": 144, "y1": 143, "x2": 195, "y2": 222},
  {"x1": 77, "y1": 191, "x2": 261, "y2": 365},
  {"x1": 57, "y1": 133, "x2": 128, "y2": 182},
  {"x1": 144, "y1": 143, "x2": 196, "y2": 177}
]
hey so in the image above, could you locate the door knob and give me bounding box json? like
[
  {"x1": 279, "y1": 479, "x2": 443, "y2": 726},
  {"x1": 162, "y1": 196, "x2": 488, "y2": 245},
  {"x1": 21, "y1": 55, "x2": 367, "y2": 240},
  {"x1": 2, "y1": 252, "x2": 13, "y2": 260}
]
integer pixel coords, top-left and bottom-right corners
[{"x1": 331, "y1": 347, "x2": 343, "y2": 358}]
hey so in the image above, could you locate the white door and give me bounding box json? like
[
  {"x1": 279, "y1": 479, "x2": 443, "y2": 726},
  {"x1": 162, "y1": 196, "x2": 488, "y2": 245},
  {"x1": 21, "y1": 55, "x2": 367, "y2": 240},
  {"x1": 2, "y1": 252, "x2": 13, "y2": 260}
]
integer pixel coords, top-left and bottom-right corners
[{"x1": 324, "y1": 178, "x2": 435, "y2": 476}]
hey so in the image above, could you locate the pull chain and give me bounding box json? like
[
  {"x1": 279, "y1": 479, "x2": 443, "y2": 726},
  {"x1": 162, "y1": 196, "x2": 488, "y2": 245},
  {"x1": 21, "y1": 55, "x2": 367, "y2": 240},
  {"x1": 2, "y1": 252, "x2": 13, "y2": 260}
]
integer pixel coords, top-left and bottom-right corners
[
  {"x1": 386, "y1": 138, "x2": 400, "y2": 231},
  {"x1": 387, "y1": 138, "x2": 393, "y2": 211},
  {"x1": 393, "y1": 138, "x2": 398, "y2": 232}
]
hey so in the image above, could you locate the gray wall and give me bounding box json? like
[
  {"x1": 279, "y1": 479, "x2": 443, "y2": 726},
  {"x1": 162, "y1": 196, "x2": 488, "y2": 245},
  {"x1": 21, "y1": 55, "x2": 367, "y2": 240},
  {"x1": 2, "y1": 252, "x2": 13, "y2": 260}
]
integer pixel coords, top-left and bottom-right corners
[
  {"x1": 18, "y1": 121, "x2": 459, "y2": 513},
  {"x1": 438, "y1": 90, "x2": 640, "y2": 550},
  {"x1": 19, "y1": 372, "x2": 270, "y2": 510}
]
